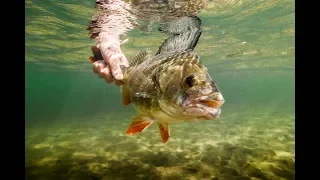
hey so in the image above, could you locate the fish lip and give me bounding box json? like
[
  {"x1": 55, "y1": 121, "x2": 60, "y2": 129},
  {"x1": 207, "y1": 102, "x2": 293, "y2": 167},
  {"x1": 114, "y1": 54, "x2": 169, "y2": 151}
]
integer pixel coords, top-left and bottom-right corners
[
  {"x1": 182, "y1": 101, "x2": 222, "y2": 120},
  {"x1": 201, "y1": 108, "x2": 221, "y2": 120},
  {"x1": 181, "y1": 94, "x2": 224, "y2": 120},
  {"x1": 182, "y1": 95, "x2": 224, "y2": 108},
  {"x1": 190, "y1": 95, "x2": 225, "y2": 108}
]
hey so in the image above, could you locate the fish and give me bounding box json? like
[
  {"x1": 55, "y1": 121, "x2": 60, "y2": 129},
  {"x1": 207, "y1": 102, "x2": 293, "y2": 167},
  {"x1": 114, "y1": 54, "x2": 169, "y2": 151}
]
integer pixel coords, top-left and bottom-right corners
[{"x1": 88, "y1": 16, "x2": 225, "y2": 143}]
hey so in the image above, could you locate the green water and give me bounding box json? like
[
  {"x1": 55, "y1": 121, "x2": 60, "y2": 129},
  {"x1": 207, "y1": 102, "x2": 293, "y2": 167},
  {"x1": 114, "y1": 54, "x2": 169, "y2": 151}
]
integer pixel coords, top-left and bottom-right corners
[{"x1": 26, "y1": 0, "x2": 295, "y2": 179}]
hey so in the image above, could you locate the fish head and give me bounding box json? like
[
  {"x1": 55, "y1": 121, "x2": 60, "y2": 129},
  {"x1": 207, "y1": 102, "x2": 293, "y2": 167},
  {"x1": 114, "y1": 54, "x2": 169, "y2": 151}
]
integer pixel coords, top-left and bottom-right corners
[
  {"x1": 158, "y1": 51, "x2": 225, "y2": 121},
  {"x1": 180, "y1": 68, "x2": 225, "y2": 120}
]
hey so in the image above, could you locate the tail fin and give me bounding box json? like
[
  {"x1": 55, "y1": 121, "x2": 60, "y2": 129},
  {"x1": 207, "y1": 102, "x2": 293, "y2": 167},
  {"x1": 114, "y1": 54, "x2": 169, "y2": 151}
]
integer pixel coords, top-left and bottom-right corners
[
  {"x1": 88, "y1": 46, "x2": 103, "y2": 64},
  {"x1": 156, "y1": 16, "x2": 202, "y2": 55}
]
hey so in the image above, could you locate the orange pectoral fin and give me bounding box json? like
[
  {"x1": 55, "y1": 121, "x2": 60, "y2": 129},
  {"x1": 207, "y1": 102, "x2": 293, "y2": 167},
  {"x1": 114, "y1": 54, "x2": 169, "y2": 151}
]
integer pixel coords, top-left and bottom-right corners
[
  {"x1": 158, "y1": 122, "x2": 170, "y2": 143},
  {"x1": 126, "y1": 116, "x2": 154, "y2": 135},
  {"x1": 121, "y1": 85, "x2": 131, "y2": 105}
]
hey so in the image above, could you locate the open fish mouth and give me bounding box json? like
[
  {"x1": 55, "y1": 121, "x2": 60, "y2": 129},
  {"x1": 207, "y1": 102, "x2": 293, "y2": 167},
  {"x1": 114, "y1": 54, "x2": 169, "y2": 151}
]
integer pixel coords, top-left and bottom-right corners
[{"x1": 182, "y1": 93, "x2": 225, "y2": 120}]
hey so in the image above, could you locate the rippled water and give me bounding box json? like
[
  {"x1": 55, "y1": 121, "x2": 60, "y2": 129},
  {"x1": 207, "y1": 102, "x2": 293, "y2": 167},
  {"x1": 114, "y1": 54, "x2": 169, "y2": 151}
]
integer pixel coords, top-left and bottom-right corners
[{"x1": 26, "y1": 0, "x2": 295, "y2": 179}]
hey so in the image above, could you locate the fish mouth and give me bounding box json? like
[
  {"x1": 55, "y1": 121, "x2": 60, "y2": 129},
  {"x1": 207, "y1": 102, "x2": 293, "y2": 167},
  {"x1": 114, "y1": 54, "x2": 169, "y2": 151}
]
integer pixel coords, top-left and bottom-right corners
[
  {"x1": 182, "y1": 93, "x2": 225, "y2": 120},
  {"x1": 197, "y1": 94, "x2": 225, "y2": 109}
]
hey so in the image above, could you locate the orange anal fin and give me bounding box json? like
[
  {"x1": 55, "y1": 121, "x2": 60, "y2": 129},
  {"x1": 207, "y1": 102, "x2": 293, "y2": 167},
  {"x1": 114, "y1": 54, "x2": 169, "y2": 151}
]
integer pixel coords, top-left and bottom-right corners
[
  {"x1": 158, "y1": 122, "x2": 170, "y2": 143},
  {"x1": 121, "y1": 85, "x2": 131, "y2": 105},
  {"x1": 126, "y1": 116, "x2": 153, "y2": 135}
]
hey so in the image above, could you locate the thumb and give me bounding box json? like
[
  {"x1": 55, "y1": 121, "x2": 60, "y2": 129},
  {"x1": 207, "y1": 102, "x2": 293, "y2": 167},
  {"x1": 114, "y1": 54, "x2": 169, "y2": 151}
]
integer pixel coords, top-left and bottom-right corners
[
  {"x1": 109, "y1": 56, "x2": 124, "y2": 80},
  {"x1": 120, "y1": 54, "x2": 129, "y2": 68}
]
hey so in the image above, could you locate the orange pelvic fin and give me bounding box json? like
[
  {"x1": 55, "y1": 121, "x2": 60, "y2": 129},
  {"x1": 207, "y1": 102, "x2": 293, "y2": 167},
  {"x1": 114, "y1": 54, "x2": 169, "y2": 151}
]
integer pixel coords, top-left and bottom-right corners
[
  {"x1": 126, "y1": 116, "x2": 154, "y2": 135},
  {"x1": 158, "y1": 122, "x2": 170, "y2": 143}
]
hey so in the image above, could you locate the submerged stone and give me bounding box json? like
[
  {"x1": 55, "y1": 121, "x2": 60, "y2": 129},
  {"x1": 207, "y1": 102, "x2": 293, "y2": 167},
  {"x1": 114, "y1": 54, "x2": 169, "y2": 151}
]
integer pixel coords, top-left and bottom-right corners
[
  {"x1": 246, "y1": 165, "x2": 268, "y2": 180},
  {"x1": 235, "y1": 176, "x2": 251, "y2": 180},
  {"x1": 220, "y1": 167, "x2": 240, "y2": 176},
  {"x1": 270, "y1": 165, "x2": 294, "y2": 180},
  {"x1": 220, "y1": 160, "x2": 228, "y2": 166},
  {"x1": 184, "y1": 163, "x2": 201, "y2": 174}
]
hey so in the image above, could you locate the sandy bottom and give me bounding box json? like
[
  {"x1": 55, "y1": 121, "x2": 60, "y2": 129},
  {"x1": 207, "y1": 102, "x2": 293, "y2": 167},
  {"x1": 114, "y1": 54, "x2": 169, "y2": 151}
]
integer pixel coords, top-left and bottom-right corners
[{"x1": 26, "y1": 111, "x2": 294, "y2": 180}]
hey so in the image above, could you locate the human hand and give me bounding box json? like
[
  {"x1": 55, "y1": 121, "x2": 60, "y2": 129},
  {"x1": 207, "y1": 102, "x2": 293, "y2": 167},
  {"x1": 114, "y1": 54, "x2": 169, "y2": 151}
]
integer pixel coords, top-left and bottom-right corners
[{"x1": 90, "y1": 39, "x2": 129, "y2": 86}]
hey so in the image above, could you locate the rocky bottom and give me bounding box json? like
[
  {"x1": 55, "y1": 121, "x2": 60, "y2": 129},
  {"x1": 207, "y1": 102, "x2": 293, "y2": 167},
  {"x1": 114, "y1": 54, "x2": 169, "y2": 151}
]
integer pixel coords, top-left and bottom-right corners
[{"x1": 26, "y1": 112, "x2": 295, "y2": 180}]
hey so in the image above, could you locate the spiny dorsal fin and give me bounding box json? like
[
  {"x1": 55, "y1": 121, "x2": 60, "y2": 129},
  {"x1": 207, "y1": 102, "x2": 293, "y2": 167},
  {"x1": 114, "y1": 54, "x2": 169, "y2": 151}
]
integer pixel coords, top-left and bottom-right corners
[{"x1": 129, "y1": 49, "x2": 152, "y2": 66}]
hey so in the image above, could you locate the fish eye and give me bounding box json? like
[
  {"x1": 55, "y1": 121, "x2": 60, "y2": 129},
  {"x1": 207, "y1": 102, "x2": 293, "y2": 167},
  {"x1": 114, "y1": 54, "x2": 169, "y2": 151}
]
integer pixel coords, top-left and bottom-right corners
[{"x1": 185, "y1": 75, "x2": 195, "y2": 87}]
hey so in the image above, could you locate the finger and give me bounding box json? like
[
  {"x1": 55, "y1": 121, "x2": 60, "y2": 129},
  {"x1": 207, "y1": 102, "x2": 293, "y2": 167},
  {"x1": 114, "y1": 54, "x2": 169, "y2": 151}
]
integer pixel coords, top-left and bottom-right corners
[
  {"x1": 98, "y1": 73, "x2": 104, "y2": 78},
  {"x1": 93, "y1": 61, "x2": 101, "y2": 74},
  {"x1": 93, "y1": 60, "x2": 106, "y2": 74},
  {"x1": 119, "y1": 53, "x2": 129, "y2": 67},
  {"x1": 101, "y1": 66, "x2": 113, "y2": 83},
  {"x1": 105, "y1": 78, "x2": 114, "y2": 84},
  {"x1": 114, "y1": 80, "x2": 124, "y2": 86},
  {"x1": 109, "y1": 58, "x2": 124, "y2": 80}
]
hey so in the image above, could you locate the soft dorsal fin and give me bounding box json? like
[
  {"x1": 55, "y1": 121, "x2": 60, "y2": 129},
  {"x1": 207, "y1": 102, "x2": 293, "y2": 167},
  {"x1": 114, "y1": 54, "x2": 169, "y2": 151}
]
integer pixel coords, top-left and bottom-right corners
[{"x1": 129, "y1": 49, "x2": 152, "y2": 66}]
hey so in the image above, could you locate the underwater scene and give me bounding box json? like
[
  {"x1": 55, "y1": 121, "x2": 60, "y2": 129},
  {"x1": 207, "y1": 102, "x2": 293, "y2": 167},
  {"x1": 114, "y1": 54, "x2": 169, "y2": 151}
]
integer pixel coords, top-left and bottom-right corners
[{"x1": 25, "y1": 0, "x2": 294, "y2": 179}]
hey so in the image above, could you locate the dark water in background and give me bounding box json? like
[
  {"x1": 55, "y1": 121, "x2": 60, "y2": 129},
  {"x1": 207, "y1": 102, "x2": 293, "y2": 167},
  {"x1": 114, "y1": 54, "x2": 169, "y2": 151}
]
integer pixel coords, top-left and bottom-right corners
[{"x1": 25, "y1": 0, "x2": 294, "y2": 179}]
